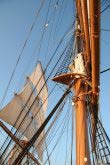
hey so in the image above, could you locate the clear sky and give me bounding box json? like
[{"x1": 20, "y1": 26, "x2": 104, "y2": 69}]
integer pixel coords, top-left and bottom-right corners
[{"x1": 0, "y1": 0, "x2": 109, "y2": 164}]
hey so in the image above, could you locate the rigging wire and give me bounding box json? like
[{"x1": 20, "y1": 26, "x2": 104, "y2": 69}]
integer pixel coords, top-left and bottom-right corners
[
  {"x1": 53, "y1": 0, "x2": 69, "y2": 44},
  {"x1": 100, "y1": 3, "x2": 110, "y2": 13},
  {"x1": 101, "y1": 29, "x2": 110, "y2": 31},
  {"x1": 30, "y1": 1, "x2": 52, "y2": 163},
  {"x1": 0, "y1": 2, "x2": 74, "y2": 161},
  {"x1": 43, "y1": 103, "x2": 72, "y2": 165},
  {"x1": 14, "y1": 39, "x2": 71, "y2": 138},
  {"x1": 44, "y1": 2, "x2": 58, "y2": 64},
  {"x1": 100, "y1": 68, "x2": 110, "y2": 74},
  {"x1": 1, "y1": 24, "x2": 73, "y2": 149},
  {"x1": 0, "y1": 0, "x2": 45, "y2": 108},
  {"x1": 86, "y1": 95, "x2": 110, "y2": 164},
  {"x1": 35, "y1": 98, "x2": 68, "y2": 163},
  {"x1": 52, "y1": 0, "x2": 65, "y2": 41},
  {"x1": 4, "y1": 95, "x2": 66, "y2": 165},
  {"x1": 21, "y1": 98, "x2": 70, "y2": 165},
  {"x1": 36, "y1": 0, "x2": 52, "y2": 61},
  {"x1": 1, "y1": 36, "x2": 73, "y2": 161},
  {"x1": 12, "y1": 82, "x2": 73, "y2": 164},
  {"x1": 1, "y1": 38, "x2": 74, "y2": 163},
  {"x1": 16, "y1": 0, "x2": 59, "y2": 92},
  {"x1": 34, "y1": 98, "x2": 68, "y2": 163}
]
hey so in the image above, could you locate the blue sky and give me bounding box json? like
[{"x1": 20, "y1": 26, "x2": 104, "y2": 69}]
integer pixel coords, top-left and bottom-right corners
[
  {"x1": 0, "y1": 0, "x2": 74, "y2": 163},
  {"x1": 0, "y1": 0, "x2": 109, "y2": 164}
]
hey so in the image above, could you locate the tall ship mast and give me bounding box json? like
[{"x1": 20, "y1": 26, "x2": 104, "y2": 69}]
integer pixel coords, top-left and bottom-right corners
[{"x1": 0, "y1": 0, "x2": 110, "y2": 164}]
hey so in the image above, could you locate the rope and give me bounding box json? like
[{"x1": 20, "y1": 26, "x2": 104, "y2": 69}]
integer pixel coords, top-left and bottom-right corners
[
  {"x1": 0, "y1": 0, "x2": 45, "y2": 107},
  {"x1": 1, "y1": 37, "x2": 72, "y2": 161},
  {"x1": 12, "y1": 82, "x2": 73, "y2": 164},
  {"x1": 1, "y1": 26, "x2": 73, "y2": 150}
]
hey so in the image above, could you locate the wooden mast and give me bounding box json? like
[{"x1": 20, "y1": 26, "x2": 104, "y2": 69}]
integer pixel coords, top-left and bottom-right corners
[
  {"x1": 89, "y1": 0, "x2": 100, "y2": 150},
  {"x1": 52, "y1": 16, "x2": 91, "y2": 164},
  {"x1": 74, "y1": 16, "x2": 90, "y2": 165},
  {"x1": 52, "y1": 1, "x2": 91, "y2": 164}
]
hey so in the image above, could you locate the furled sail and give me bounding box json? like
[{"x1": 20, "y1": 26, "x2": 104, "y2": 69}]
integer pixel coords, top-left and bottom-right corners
[
  {"x1": 69, "y1": 52, "x2": 86, "y2": 76},
  {"x1": 0, "y1": 62, "x2": 48, "y2": 161}
]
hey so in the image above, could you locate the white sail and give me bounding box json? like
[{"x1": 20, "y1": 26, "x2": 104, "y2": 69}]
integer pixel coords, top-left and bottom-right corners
[
  {"x1": 0, "y1": 62, "x2": 48, "y2": 161},
  {"x1": 29, "y1": 61, "x2": 48, "y2": 116}
]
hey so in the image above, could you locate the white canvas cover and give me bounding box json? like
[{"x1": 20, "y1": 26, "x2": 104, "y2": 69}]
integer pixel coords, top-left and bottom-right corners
[
  {"x1": 0, "y1": 62, "x2": 48, "y2": 161},
  {"x1": 69, "y1": 52, "x2": 86, "y2": 76}
]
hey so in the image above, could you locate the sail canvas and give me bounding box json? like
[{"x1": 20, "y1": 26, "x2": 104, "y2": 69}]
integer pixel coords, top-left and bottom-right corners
[{"x1": 0, "y1": 62, "x2": 48, "y2": 161}]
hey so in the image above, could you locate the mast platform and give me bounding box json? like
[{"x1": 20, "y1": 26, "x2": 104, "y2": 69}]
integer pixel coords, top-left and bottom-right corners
[{"x1": 52, "y1": 73, "x2": 87, "y2": 85}]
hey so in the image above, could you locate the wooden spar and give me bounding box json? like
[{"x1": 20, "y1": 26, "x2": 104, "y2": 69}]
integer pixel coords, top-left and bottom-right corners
[
  {"x1": 80, "y1": 0, "x2": 91, "y2": 74},
  {"x1": 76, "y1": 0, "x2": 84, "y2": 39},
  {"x1": 74, "y1": 17, "x2": 90, "y2": 165},
  {"x1": 90, "y1": 0, "x2": 100, "y2": 103},
  {"x1": 89, "y1": 0, "x2": 100, "y2": 149},
  {"x1": 0, "y1": 121, "x2": 40, "y2": 165},
  {"x1": 52, "y1": 10, "x2": 91, "y2": 165}
]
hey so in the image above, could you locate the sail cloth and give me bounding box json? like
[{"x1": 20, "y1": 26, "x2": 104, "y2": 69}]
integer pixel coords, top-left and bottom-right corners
[{"x1": 0, "y1": 62, "x2": 48, "y2": 161}]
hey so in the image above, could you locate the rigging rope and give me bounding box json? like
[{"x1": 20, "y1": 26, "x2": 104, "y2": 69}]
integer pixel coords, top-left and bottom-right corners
[
  {"x1": 42, "y1": 103, "x2": 72, "y2": 165},
  {"x1": 12, "y1": 82, "x2": 73, "y2": 164},
  {"x1": 100, "y1": 68, "x2": 110, "y2": 74},
  {"x1": 4, "y1": 91, "x2": 67, "y2": 164},
  {"x1": 86, "y1": 95, "x2": 110, "y2": 164},
  {"x1": 1, "y1": 37, "x2": 73, "y2": 161},
  {"x1": 0, "y1": 0, "x2": 45, "y2": 108},
  {"x1": 36, "y1": 0, "x2": 52, "y2": 61},
  {"x1": 100, "y1": 4, "x2": 110, "y2": 13}
]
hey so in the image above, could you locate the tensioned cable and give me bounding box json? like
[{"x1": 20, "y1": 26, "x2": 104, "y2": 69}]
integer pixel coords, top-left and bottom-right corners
[
  {"x1": 100, "y1": 4, "x2": 110, "y2": 13},
  {"x1": 101, "y1": 29, "x2": 110, "y2": 32},
  {"x1": 4, "y1": 93, "x2": 66, "y2": 164},
  {"x1": 16, "y1": 0, "x2": 59, "y2": 92},
  {"x1": 1, "y1": 24, "x2": 74, "y2": 161},
  {"x1": 3, "y1": 38, "x2": 74, "y2": 163},
  {"x1": 86, "y1": 95, "x2": 98, "y2": 164},
  {"x1": 36, "y1": 0, "x2": 52, "y2": 61},
  {"x1": 22, "y1": 99, "x2": 70, "y2": 165},
  {"x1": 34, "y1": 98, "x2": 68, "y2": 162},
  {"x1": 12, "y1": 81, "x2": 74, "y2": 164},
  {"x1": 37, "y1": 100, "x2": 70, "y2": 164},
  {"x1": 0, "y1": 42, "x2": 71, "y2": 162},
  {"x1": 44, "y1": 104, "x2": 72, "y2": 165},
  {"x1": 86, "y1": 95, "x2": 110, "y2": 163},
  {"x1": 32, "y1": 98, "x2": 68, "y2": 161},
  {"x1": 53, "y1": 0, "x2": 68, "y2": 44},
  {"x1": 13, "y1": 40, "x2": 71, "y2": 140},
  {"x1": 101, "y1": 0, "x2": 109, "y2": 7},
  {"x1": 31, "y1": 1, "x2": 52, "y2": 163},
  {"x1": 44, "y1": 3, "x2": 57, "y2": 64},
  {"x1": 100, "y1": 68, "x2": 110, "y2": 74},
  {"x1": 53, "y1": 0, "x2": 65, "y2": 41},
  {"x1": 0, "y1": 0, "x2": 45, "y2": 108},
  {"x1": 1, "y1": 36, "x2": 73, "y2": 160},
  {"x1": 1, "y1": 25, "x2": 73, "y2": 150},
  {"x1": 13, "y1": 78, "x2": 73, "y2": 165},
  {"x1": 4, "y1": 85, "x2": 58, "y2": 163}
]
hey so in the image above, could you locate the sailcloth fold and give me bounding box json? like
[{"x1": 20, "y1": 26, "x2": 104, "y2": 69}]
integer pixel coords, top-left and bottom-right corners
[{"x1": 0, "y1": 62, "x2": 48, "y2": 161}]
